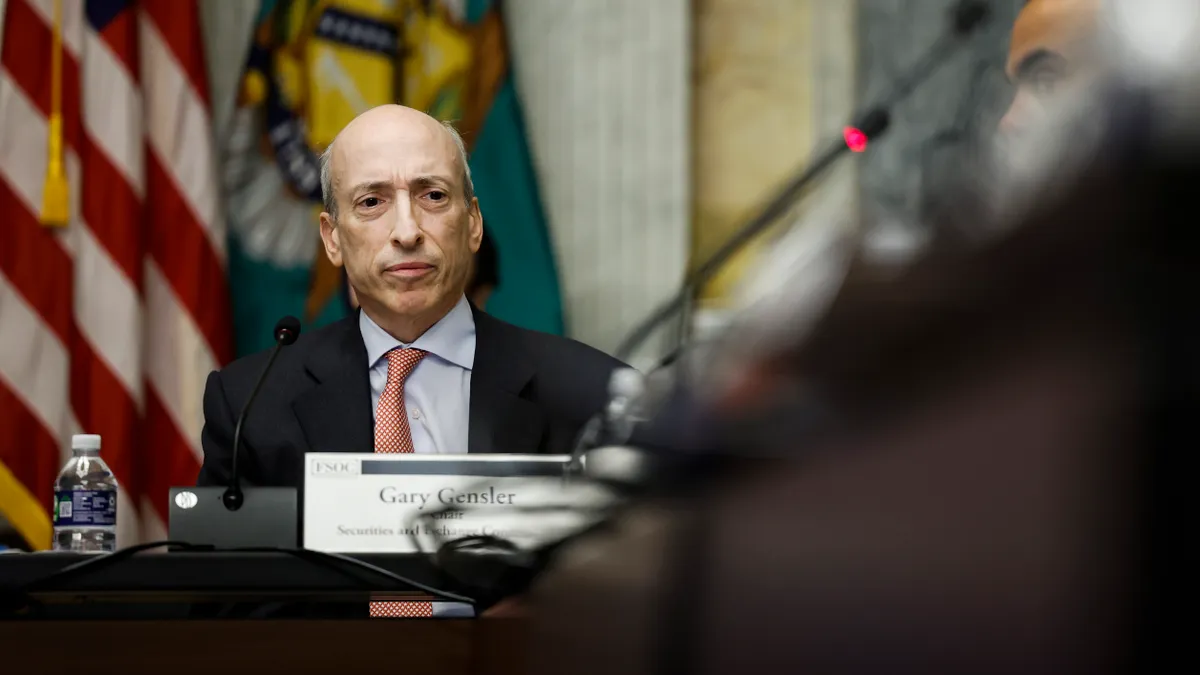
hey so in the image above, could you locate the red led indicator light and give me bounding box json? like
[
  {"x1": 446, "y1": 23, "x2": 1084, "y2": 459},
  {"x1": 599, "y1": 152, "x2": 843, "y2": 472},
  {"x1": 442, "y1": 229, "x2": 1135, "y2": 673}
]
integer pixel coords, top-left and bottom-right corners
[{"x1": 843, "y1": 127, "x2": 868, "y2": 153}]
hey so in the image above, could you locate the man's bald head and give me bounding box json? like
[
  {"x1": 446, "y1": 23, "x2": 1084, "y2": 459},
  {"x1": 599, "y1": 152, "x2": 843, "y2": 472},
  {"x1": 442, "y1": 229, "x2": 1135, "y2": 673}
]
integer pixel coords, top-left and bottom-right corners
[
  {"x1": 1007, "y1": 0, "x2": 1101, "y2": 77},
  {"x1": 319, "y1": 105, "x2": 474, "y2": 220},
  {"x1": 316, "y1": 103, "x2": 484, "y2": 343},
  {"x1": 1000, "y1": 0, "x2": 1102, "y2": 136}
]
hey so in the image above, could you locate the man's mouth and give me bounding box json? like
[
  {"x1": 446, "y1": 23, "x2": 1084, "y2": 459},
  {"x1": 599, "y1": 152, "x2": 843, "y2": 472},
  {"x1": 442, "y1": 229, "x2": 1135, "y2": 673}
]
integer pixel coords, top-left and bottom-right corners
[{"x1": 384, "y1": 262, "x2": 435, "y2": 279}]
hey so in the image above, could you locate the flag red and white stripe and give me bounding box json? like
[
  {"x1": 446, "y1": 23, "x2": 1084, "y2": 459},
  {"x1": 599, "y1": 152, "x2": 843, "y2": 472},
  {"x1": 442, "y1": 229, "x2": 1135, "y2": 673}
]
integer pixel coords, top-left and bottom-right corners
[{"x1": 0, "y1": 0, "x2": 230, "y2": 548}]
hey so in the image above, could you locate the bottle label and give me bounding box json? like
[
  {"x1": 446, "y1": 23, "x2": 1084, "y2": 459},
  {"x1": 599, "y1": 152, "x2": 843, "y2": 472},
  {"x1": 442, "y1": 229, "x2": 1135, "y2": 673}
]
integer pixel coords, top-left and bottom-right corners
[{"x1": 53, "y1": 490, "x2": 117, "y2": 527}]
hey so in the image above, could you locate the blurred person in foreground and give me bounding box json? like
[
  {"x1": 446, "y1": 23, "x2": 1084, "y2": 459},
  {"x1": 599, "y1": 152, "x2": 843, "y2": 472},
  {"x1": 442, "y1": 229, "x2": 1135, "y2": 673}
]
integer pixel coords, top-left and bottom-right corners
[
  {"x1": 521, "y1": 13, "x2": 1192, "y2": 672},
  {"x1": 198, "y1": 104, "x2": 622, "y2": 490}
]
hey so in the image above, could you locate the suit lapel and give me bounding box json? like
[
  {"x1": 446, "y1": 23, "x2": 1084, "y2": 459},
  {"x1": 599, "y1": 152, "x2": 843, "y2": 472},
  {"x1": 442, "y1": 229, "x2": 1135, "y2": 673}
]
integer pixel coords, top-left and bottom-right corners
[
  {"x1": 292, "y1": 314, "x2": 375, "y2": 454},
  {"x1": 469, "y1": 306, "x2": 544, "y2": 454}
]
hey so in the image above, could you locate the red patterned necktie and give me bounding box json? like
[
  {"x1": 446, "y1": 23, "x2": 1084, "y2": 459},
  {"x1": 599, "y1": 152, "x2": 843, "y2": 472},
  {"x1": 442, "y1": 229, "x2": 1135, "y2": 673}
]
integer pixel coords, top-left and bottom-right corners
[{"x1": 369, "y1": 347, "x2": 433, "y2": 618}]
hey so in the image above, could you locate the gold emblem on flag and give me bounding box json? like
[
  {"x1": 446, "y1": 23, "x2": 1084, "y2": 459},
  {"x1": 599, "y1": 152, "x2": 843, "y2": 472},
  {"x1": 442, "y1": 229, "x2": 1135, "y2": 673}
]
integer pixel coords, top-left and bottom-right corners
[{"x1": 230, "y1": 0, "x2": 504, "y2": 321}]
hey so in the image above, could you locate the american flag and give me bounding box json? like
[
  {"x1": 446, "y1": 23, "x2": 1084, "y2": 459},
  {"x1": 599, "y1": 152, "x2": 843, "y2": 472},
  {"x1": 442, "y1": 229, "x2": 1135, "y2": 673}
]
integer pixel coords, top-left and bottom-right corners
[{"x1": 0, "y1": 0, "x2": 231, "y2": 549}]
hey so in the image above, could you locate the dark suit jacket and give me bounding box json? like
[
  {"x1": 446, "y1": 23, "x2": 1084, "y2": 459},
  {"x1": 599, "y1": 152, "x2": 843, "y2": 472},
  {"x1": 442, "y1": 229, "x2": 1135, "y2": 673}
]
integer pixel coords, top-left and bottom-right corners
[{"x1": 197, "y1": 306, "x2": 625, "y2": 488}]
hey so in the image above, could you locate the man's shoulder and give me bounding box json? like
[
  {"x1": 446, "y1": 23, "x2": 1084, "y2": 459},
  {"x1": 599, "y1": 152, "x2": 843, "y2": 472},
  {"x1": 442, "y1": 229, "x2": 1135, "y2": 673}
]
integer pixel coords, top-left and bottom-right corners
[
  {"x1": 521, "y1": 326, "x2": 624, "y2": 370},
  {"x1": 475, "y1": 311, "x2": 625, "y2": 423},
  {"x1": 213, "y1": 315, "x2": 356, "y2": 389},
  {"x1": 478, "y1": 311, "x2": 625, "y2": 373}
]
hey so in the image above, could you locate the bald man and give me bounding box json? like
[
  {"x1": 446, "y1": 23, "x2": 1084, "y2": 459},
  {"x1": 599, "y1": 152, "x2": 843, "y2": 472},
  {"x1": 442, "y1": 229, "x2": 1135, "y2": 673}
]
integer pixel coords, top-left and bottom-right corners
[
  {"x1": 199, "y1": 105, "x2": 623, "y2": 488},
  {"x1": 999, "y1": 0, "x2": 1102, "y2": 136}
]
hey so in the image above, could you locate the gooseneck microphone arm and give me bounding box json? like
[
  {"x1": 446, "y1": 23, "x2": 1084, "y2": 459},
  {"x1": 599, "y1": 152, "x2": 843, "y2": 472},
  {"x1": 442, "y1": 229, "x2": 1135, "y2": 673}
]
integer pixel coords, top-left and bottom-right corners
[
  {"x1": 222, "y1": 316, "x2": 301, "y2": 511},
  {"x1": 614, "y1": 0, "x2": 991, "y2": 364},
  {"x1": 614, "y1": 109, "x2": 887, "y2": 362}
]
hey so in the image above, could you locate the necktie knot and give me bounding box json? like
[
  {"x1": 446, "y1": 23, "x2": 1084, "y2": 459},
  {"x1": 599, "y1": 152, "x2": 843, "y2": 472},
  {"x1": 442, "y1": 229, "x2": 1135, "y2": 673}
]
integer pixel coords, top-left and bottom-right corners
[{"x1": 385, "y1": 348, "x2": 426, "y2": 385}]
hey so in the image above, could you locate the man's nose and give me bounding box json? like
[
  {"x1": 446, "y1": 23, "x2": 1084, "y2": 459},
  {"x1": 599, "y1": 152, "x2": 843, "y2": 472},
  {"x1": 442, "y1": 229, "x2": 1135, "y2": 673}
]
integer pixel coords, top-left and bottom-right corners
[
  {"x1": 389, "y1": 198, "x2": 423, "y2": 249},
  {"x1": 998, "y1": 91, "x2": 1032, "y2": 137},
  {"x1": 998, "y1": 108, "x2": 1021, "y2": 136}
]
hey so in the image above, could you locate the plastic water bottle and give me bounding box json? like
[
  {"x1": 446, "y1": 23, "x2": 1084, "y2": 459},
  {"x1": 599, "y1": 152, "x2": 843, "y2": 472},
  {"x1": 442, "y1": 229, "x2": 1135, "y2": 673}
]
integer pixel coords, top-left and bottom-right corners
[{"x1": 52, "y1": 434, "x2": 118, "y2": 553}]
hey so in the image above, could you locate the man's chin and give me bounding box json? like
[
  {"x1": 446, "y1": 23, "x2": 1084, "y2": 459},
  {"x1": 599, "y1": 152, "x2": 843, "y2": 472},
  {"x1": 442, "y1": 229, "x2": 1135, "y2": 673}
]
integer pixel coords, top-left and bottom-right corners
[{"x1": 380, "y1": 289, "x2": 445, "y2": 318}]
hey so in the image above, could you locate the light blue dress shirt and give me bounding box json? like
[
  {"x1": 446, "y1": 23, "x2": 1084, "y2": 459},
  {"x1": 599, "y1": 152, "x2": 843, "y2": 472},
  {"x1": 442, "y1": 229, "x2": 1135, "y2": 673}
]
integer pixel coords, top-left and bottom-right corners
[
  {"x1": 360, "y1": 294, "x2": 474, "y2": 454},
  {"x1": 359, "y1": 295, "x2": 476, "y2": 617}
]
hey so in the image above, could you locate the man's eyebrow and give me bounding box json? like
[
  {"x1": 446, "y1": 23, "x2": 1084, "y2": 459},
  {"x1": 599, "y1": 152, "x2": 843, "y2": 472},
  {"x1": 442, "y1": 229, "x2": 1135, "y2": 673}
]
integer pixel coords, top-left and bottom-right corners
[
  {"x1": 348, "y1": 180, "x2": 393, "y2": 196},
  {"x1": 1014, "y1": 49, "x2": 1067, "y2": 81},
  {"x1": 409, "y1": 175, "x2": 453, "y2": 189}
]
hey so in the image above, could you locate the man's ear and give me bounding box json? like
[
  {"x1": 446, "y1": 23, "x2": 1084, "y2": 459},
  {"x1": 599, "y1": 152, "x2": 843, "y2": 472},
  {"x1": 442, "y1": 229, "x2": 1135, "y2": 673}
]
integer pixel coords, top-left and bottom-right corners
[
  {"x1": 468, "y1": 198, "x2": 483, "y2": 253},
  {"x1": 319, "y1": 211, "x2": 343, "y2": 266}
]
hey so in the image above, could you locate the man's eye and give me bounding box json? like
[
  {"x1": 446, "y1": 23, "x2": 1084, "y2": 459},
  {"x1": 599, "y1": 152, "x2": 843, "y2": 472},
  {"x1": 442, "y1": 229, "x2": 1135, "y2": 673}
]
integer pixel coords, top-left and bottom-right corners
[
  {"x1": 426, "y1": 191, "x2": 446, "y2": 201},
  {"x1": 360, "y1": 197, "x2": 381, "y2": 208},
  {"x1": 1030, "y1": 69, "x2": 1062, "y2": 95}
]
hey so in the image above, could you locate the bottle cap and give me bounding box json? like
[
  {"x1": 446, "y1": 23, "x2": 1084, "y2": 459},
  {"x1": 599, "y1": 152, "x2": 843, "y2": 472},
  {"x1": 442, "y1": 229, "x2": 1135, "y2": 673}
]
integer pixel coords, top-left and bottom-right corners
[{"x1": 71, "y1": 434, "x2": 102, "y2": 451}]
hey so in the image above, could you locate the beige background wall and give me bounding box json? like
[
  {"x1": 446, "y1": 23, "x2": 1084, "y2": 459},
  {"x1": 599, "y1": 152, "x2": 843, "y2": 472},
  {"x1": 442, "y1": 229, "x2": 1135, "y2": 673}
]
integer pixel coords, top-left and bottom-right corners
[{"x1": 691, "y1": 0, "x2": 858, "y2": 335}]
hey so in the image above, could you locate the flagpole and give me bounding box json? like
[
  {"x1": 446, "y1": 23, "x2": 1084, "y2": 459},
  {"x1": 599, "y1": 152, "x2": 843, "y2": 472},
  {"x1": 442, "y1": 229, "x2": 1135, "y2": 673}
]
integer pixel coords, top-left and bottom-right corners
[{"x1": 40, "y1": 0, "x2": 69, "y2": 227}]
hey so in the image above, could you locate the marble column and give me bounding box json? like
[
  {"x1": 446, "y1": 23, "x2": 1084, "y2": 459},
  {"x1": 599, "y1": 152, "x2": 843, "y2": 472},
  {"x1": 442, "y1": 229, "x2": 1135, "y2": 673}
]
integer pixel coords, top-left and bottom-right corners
[
  {"x1": 691, "y1": 0, "x2": 858, "y2": 324},
  {"x1": 505, "y1": 0, "x2": 691, "y2": 365}
]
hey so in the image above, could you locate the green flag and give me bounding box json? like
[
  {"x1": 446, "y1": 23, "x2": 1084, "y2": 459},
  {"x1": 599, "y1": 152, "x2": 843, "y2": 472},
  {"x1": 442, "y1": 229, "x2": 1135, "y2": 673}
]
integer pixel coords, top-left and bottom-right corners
[
  {"x1": 224, "y1": 0, "x2": 410, "y2": 355},
  {"x1": 404, "y1": 0, "x2": 565, "y2": 335}
]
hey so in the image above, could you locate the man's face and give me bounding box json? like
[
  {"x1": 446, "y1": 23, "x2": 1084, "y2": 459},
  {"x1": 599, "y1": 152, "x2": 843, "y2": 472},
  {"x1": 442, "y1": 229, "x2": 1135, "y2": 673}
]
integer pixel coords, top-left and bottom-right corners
[
  {"x1": 999, "y1": 0, "x2": 1101, "y2": 137},
  {"x1": 320, "y1": 108, "x2": 482, "y2": 326}
]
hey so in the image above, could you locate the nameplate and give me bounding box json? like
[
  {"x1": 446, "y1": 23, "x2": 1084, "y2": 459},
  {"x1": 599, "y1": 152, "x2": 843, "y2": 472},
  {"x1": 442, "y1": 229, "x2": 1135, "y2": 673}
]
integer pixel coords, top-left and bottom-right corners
[{"x1": 303, "y1": 453, "x2": 608, "y2": 554}]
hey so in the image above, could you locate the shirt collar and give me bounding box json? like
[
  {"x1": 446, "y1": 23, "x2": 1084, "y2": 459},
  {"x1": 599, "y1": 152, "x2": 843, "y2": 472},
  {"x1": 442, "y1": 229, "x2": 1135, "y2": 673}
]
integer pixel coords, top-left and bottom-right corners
[{"x1": 359, "y1": 295, "x2": 476, "y2": 371}]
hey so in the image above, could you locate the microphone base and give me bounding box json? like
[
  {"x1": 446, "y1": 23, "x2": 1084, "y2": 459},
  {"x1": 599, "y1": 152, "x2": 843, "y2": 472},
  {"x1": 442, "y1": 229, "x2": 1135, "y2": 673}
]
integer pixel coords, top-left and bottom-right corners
[
  {"x1": 169, "y1": 486, "x2": 299, "y2": 549},
  {"x1": 221, "y1": 488, "x2": 244, "y2": 512}
]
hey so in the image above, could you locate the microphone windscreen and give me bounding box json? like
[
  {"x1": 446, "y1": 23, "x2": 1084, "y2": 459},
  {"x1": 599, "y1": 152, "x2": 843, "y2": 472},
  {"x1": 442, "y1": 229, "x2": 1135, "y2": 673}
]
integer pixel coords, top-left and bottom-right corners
[{"x1": 274, "y1": 316, "x2": 302, "y2": 345}]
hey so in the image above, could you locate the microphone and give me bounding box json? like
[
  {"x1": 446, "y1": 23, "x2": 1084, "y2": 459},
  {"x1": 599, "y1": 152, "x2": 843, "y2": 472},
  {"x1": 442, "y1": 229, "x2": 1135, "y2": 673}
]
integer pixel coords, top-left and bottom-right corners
[
  {"x1": 222, "y1": 316, "x2": 301, "y2": 511},
  {"x1": 614, "y1": 0, "x2": 992, "y2": 364},
  {"x1": 565, "y1": 367, "x2": 646, "y2": 476},
  {"x1": 601, "y1": 368, "x2": 646, "y2": 445}
]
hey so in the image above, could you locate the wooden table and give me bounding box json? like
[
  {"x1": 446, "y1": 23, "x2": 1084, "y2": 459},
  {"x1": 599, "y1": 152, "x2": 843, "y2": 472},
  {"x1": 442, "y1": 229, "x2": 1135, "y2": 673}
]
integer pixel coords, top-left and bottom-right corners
[{"x1": 0, "y1": 551, "x2": 530, "y2": 674}]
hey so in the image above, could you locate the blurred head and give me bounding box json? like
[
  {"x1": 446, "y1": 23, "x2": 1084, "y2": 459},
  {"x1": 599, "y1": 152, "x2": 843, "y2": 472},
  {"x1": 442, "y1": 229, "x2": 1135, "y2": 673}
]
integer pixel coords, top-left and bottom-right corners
[
  {"x1": 319, "y1": 105, "x2": 482, "y2": 341},
  {"x1": 999, "y1": 0, "x2": 1102, "y2": 137}
]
